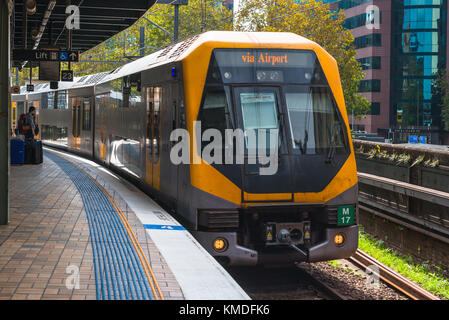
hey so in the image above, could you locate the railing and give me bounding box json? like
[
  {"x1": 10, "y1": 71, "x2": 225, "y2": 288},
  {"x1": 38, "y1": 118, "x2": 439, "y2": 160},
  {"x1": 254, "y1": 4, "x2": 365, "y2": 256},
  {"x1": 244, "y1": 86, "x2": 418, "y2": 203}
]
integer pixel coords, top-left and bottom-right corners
[{"x1": 358, "y1": 172, "x2": 449, "y2": 245}]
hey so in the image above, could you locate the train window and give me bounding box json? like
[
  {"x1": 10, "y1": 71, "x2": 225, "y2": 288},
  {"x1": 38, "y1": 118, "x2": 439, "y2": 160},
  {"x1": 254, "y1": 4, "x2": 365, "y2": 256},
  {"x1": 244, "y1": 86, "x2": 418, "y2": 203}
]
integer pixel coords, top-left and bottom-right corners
[
  {"x1": 146, "y1": 86, "x2": 162, "y2": 164},
  {"x1": 284, "y1": 86, "x2": 347, "y2": 155},
  {"x1": 110, "y1": 79, "x2": 123, "y2": 108},
  {"x1": 41, "y1": 93, "x2": 48, "y2": 109},
  {"x1": 72, "y1": 106, "x2": 77, "y2": 137},
  {"x1": 153, "y1": 87, "x2": 162, "y2": 163},
  {"x1": 146, "y1": 87, "x2": 154, "y2": 153},
  {"x1": 198, "y1": 87, "x2": 232, "y2": 134},
  {"x1": 239, "y1": 91, "x2": 278, "y2": 150},
  {"x1": 57, "y1": 91, "x2": 68, "y2": 109},
  {"x1": 123, "y1": 87, "x2": 140, "y2": 108},
  {"x1": 82, "y1": 100, "x2": 91, "y2": 131},
  {"x1": 48, "y1": 92, "x2": 55, "y2": 109}
]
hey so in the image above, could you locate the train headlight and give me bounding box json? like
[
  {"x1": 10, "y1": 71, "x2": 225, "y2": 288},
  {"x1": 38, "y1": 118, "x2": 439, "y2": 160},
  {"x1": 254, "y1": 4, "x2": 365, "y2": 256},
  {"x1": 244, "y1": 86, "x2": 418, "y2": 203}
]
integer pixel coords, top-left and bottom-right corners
[
  {"x1": 223, "y1": 72, "x2": 232, "y2": 80},
  {"x1": 256, "y1": 71, "x2": 266, "y2": 81},
  {"x1": 213, "y1": 238, "x2": 228, "y2": 252},
  {"x1": 334, "y1": 233, "x2": 345, "y2": 246},
  {"x1": 270, "y1": 71, "x2": 281, "y2": 81}
]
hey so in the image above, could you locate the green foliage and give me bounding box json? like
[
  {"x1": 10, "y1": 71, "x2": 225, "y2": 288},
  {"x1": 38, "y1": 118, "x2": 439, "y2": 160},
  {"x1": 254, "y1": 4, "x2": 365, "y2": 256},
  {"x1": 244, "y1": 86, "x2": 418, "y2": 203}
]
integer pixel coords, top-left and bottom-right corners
[
  {"x1": 410, "y1": 154, "x2": 425, "y2": 167},
  {"x1": 73, "y1": 0, "x2": 232, "y2": 76},
  {"x1": 359, "y1": 232, "x2": 449, "y2": 299},
  {"x1": 235, "y1": 0, "x2": 370, "y2": 117},
  {"x1": 397, "y1": 152, "x2": 411, "y2": 165},
  {"x1": 389, "y1": 152, "x2": 398, "y2": 162},
  {"x1": 367, "y1": 148, "x2": 377, "y2": 159},
  {"x1": 12, "y1": 1, "x2": 233, "y2": 84}
]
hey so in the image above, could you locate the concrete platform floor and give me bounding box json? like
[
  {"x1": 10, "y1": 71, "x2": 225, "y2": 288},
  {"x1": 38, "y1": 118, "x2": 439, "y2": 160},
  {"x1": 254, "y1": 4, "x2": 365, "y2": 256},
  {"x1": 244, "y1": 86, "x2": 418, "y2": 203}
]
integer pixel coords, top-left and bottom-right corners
[{"x1": 0, "y1": 153, "x2": 183, "y2": 300}]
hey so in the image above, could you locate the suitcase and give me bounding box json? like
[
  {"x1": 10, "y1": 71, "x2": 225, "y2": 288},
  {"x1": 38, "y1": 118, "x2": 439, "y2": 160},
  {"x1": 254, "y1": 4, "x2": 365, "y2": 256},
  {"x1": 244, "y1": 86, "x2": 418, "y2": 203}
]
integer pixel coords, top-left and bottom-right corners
[
  {"x1": 25, "y1": 139, "x2": 43, "y2": 164},
  {"x1": 10, "y1": 139, "x2": 25, "y2": 165}
]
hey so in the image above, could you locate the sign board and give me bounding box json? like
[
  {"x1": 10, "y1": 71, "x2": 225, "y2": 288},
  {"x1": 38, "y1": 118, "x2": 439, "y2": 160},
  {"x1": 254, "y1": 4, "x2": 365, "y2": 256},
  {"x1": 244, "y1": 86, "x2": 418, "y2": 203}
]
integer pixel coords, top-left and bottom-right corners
[
  {"x1": 337, "y1": 205, "x2": 355, "y2": 226},
  {"x1": 394, "y1": 128, "x2": 421, "y2": 134},
  {"x1": 409, "y1": 135, "x2": 418, "y2": 143},
  {"x1": 61, "y1": 70, "x2": 74, "y2": 82},
  {"x1": 27, "y1": 84, "x2": 34, "y2": 92},
  {"x1": 419, "y1": 136, "x2": 427, "y2": 144},
  {"x1": 50, "y1": 82, "x2": 59, "y2": 90},
  {"x1": 39, "y1": 61, "x2": 61, "y2": 81},
  {"x1": 12, "y1": 86, "x2": 20, "y2": 94},
  {"x1": 13, "y1": 49, "x2": 80, "y2": 62}
]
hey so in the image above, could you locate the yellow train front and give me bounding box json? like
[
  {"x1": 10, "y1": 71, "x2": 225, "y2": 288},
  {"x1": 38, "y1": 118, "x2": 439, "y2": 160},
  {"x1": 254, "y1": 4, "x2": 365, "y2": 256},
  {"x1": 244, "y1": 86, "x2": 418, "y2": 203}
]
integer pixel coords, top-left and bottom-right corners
[
  {"x1": 15, "y1": 31, "x2": 358, "y2": 267},
  {"x1": 181, "y1": 32, "x2": 358, "y2": 266}
]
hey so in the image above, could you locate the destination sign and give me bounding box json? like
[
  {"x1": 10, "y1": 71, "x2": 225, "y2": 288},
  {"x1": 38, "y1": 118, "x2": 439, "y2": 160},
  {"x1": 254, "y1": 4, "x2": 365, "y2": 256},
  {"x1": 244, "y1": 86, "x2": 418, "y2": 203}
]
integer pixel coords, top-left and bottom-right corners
[
  {"x1": 13, "y1": 49, "x2": 80, "y2": 62},
  {"x1": 214, "y1": 49, "x2": 316, "y2": 68},
  {"x1": 241, "y1": 52, "x2": 289, "y2": 66}
]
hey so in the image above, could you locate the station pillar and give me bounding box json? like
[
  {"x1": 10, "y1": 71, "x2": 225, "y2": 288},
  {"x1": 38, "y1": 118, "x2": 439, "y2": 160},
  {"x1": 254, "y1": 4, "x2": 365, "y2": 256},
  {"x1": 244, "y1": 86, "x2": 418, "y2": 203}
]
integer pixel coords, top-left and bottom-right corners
[{"x1": 0, "y1": 0, "x2": 11, "y2": 225}]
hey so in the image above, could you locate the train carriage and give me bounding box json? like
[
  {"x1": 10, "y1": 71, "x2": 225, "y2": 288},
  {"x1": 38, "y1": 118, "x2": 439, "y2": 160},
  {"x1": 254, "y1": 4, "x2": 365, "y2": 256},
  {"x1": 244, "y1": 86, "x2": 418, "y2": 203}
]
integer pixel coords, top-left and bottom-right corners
[{"x1": 12, "y1": 31, "x2": 359, "y2": 266}]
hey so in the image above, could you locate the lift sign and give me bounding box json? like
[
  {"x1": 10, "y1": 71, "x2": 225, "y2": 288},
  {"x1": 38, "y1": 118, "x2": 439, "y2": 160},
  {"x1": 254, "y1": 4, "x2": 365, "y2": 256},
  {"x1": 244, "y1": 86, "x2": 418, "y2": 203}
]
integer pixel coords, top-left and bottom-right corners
[{"x1": 337, "y1": 206, "x2": 354, "y2": 226}]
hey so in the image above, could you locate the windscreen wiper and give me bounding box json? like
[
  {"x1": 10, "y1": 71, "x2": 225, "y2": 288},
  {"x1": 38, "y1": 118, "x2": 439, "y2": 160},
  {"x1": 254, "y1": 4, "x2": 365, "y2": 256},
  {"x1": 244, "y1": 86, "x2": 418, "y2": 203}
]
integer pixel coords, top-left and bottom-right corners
[
  {"x1": 294, "y1": 129, "x2": 308, "y2": 155},
  {"x1": 326, "y1": 126, "x2": 337, "y2": 164}
]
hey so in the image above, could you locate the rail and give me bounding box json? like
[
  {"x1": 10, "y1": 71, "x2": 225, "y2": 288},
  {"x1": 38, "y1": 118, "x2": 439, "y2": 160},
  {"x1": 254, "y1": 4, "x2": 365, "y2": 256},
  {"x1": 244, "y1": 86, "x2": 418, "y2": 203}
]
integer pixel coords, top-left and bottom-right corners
[{"x1": 349, "y1": 249, "x2": 440, "y2": 300}]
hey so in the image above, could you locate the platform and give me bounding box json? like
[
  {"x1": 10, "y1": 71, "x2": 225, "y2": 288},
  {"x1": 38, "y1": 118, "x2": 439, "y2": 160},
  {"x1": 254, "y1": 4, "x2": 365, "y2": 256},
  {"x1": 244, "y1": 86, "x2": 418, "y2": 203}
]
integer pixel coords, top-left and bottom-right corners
[{"x1": 0, "y1": 148, "x2": 249, "y2": 300}]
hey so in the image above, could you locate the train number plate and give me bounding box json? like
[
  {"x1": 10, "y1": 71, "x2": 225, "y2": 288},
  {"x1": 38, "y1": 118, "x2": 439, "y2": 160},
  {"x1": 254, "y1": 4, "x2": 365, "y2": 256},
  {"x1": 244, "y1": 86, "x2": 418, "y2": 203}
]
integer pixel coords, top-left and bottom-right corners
[{"x1": 337, "y1": 206, "x2": 354, "y2": 226}]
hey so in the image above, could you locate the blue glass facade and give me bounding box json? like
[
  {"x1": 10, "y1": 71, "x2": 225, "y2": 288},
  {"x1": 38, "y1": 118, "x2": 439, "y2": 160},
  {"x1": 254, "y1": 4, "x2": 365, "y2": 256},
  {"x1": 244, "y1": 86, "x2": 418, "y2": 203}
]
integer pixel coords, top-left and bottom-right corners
[{"x1": 390, "y1": 0, "x2": 447, "y2": 127}]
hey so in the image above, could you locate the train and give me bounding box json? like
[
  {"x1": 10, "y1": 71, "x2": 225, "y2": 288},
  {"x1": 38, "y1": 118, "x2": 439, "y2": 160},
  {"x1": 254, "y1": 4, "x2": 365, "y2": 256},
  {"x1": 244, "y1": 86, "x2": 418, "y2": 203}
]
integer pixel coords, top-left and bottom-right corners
[{"x1": 11, "y1": 31, "x2": 359, "y2": 266}]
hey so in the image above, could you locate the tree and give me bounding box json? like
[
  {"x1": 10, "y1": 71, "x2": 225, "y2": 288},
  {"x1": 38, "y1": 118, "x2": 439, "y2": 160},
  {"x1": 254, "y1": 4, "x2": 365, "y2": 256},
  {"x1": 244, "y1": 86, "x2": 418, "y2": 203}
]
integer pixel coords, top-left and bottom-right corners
[
  {"x1": 235, "y1": 0, "x2": 370, "y2": 117},
  {"x1": 72, "y1": 0, "x2": 233, "y2": 76},
  {"x1": 433, "y1": 69, "x2": 449, "y2": 131}
]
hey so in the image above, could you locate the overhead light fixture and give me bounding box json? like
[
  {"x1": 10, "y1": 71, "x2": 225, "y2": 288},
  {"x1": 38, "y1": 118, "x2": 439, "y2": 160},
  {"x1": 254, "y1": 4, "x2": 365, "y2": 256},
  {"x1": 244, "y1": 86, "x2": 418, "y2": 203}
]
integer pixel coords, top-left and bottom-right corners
[{"x1": 25, "y1": 0, "x2": 36, "y2": 15}]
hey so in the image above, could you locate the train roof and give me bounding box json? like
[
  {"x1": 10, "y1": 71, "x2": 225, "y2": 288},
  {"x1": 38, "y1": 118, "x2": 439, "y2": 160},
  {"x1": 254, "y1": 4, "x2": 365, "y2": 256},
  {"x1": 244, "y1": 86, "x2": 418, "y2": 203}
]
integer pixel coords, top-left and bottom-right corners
[{"x1": 13, "y1": 31, "x2": 322, "y2": 95}]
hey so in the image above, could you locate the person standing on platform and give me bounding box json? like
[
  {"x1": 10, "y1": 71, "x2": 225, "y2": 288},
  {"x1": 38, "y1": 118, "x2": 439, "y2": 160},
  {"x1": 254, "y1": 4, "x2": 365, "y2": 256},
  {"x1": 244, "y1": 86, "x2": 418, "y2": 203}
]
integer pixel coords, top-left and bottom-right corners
[{"x1": 24, "y1": 106, "x2": 38, "y2": 140}]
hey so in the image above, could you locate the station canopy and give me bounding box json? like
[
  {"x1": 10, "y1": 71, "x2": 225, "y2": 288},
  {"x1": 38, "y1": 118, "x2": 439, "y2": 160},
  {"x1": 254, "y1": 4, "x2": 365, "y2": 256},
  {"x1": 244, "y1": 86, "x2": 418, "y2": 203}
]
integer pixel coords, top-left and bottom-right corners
[{"x1": 12, "y1": 0, "x2": 156, "y2": 52}]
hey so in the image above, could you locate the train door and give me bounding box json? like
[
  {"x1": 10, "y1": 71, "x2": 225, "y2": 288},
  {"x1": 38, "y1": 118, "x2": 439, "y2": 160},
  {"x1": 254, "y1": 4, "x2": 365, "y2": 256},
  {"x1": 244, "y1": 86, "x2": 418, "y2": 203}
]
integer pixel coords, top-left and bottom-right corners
[
  {"x1": 145, "y1": 86, "x2": 162, "y2": 190},
  {"x1": 71, "y1": 97, "x2": 81, "y2": 150},
  {"x1": 232, "y1": 86, "x2": 294, "y2": 202}
]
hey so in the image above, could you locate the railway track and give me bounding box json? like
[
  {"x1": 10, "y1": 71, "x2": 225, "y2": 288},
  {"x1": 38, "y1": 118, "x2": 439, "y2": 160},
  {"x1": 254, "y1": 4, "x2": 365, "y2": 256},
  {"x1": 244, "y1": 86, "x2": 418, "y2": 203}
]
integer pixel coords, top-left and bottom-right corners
[
  {"x1": 348, "y1": 249, "x2": 440, "y2": 300},
  {"x1": 226, "y1": 265, "x2": 348, "y2": 300}
]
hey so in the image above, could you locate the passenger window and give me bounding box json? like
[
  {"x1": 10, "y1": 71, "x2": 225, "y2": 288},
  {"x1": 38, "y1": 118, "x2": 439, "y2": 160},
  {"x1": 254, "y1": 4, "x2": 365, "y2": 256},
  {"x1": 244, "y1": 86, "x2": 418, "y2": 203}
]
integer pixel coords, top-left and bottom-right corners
[
  {"x1": 110, "y1": 79, "x2": 123, "y2": 108},
  {"x1": 82, "y1": 100, "x2": 91, "y2": 131},
  {"x1": 57, "y1": 91, "x2": 67, "y2": 109},
  {"x1": 153, "y1": 87, "x2": 162, "y2": 163},
  {"x1": 146, "y1": 86, "x2": 162, "y2": 164}
]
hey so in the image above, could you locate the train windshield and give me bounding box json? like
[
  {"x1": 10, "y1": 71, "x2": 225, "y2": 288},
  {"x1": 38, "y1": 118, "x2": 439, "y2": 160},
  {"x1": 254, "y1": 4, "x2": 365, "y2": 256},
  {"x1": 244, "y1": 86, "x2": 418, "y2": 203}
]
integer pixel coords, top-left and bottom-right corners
[
  {"x1": 200, "y1": 48, "x2": 349, "y2": 156},
  {"x1": 284, "y1": 86, "x2": 347, "y2": 155}
]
